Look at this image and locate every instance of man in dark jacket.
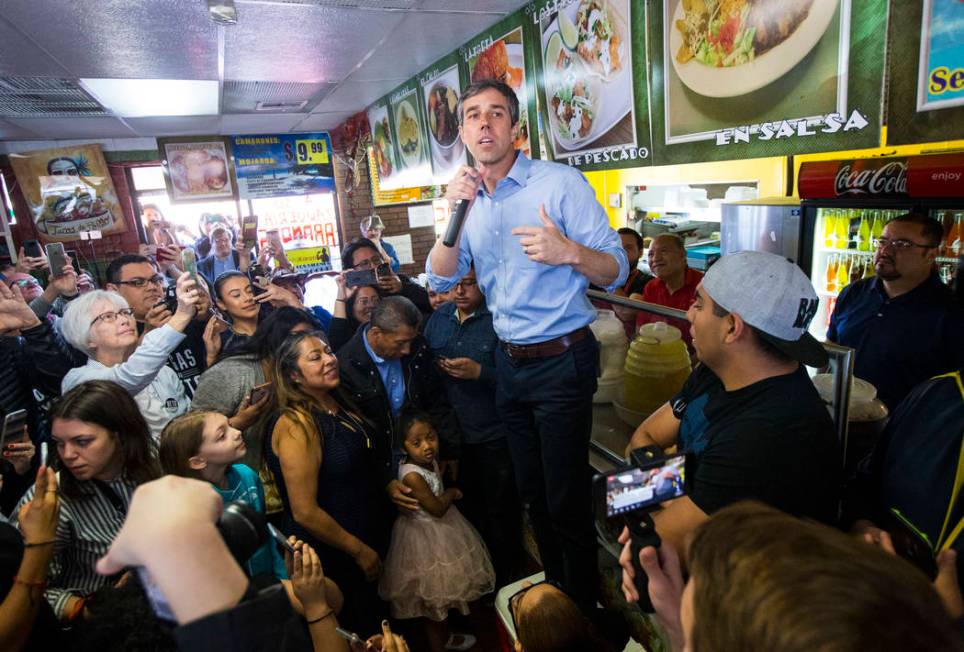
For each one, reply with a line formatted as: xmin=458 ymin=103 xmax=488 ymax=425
xmin=337 ymin=296 xmax=460 ymax=510
xmin=198 ymin=225 xmax=252 ymax=284
xmin=341 ymin=238 xmax=432 ymax=316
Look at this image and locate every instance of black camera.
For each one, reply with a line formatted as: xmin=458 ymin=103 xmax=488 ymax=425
xmin=593 ymin=446 xmax=688 ymax=612
xmin=155 ymin=284 xmax=177 ymax=313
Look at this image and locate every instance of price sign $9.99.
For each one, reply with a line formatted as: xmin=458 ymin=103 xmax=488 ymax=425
xmin=294 ymin=139 xmax=330 ymax=165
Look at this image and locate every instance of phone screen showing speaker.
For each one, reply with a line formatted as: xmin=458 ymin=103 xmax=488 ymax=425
xmin=604 ymin=454 xmax=686 ymax=517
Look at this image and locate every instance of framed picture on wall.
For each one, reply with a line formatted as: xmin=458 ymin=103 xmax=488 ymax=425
xmin=157 ymin=136 xmax=238 ymax=203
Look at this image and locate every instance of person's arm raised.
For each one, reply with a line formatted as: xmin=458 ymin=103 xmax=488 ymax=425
xmin=428 ymin=166 xmax=481 ymax=279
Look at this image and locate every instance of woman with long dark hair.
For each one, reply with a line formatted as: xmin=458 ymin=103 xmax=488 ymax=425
xmin=264 ymin=330 xmax=388 ymax=634
xmin=212 ymin=271 xmax=304 ymax=356
xmin=14 ymin=380 xmax=161 ymax=624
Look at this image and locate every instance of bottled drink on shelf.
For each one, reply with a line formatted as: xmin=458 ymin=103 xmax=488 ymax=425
xmin=850 ymin=256 xmax=864 ymax=284
xmin=871 ymin=210 xmax=884 ymax=243
xmin=826 ymin=254 xmax=838 ymax=293
xmin=862 ymin=255 xmax=875 ymax=279
xmin=835 ymin=208 xmax=850 ymax=249
xmin=822 ymin=209 xmax=836 ymax=248
xmin=836 ymin=254 xmax=850 ymax=290
xmin=947 ymin=212 xmax=962 ymax=258
xmin=857 ymin=211 xmax=871 ymax=251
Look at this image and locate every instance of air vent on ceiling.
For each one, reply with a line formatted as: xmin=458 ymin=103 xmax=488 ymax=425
xmin=256 ymin=100 xmax=308 ymax=112
xmin=223 ymin=80 xmax=334 ymax=114
xmin=0 ymin=77 xmax=109 ymax=118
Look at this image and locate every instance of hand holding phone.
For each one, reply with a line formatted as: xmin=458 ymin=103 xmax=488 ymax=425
xmin=267 ymin=523 xmax=297 ymax=554
xmin=248 ymin=382 xmax=272 ymax=406
xmin=46 ymin=243 xmax=67 ymax=276
xmin=1 ymin=410 xmax=29 ymax=452
xmin=181 ymin=249 xmax=198 ymax=285
xmin=345 ymin=268 xmax=377 ymax=288
xmin=242 ymin=215 xmax=259 ymax=249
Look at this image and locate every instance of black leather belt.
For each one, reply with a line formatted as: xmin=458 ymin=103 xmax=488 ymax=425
xmin=500 ymin=327 xmax=590 ymax=360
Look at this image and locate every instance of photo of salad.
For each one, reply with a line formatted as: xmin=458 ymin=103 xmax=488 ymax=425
xmin=674 ymin=0 xmax=815 ymax=68
xmin=371 ymin=115 xmax=395 ymax=179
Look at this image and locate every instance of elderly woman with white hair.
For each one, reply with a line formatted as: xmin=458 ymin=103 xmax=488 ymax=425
xmin=60 ymin=272 xmax=199 ymax=438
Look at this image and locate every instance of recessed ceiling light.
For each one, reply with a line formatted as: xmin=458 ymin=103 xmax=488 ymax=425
xmin=79 ymin=79 xmax=219 ymax=118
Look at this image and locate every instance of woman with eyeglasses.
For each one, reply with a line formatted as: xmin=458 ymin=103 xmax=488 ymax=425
xmin=59 ymin=273 xmax=199 ymax=439
xmin=329 ymin=275 xmax=380 ymax=352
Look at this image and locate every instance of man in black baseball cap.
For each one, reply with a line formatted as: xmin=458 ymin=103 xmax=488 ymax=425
xmin=619 ymin=251 xmax=841 ymax=597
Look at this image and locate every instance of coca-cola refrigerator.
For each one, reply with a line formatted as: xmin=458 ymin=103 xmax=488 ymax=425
xmin=798 ymin=153 xmax=963 ymax=340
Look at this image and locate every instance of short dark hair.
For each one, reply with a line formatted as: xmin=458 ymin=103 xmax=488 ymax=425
xmin=688 ymin=502 xmax=963 ymax=652
xmin=105 ymin=254 xmax=153 ymax=285
xmin=398 ymin=409 xmax=433 ymax=445
xmin=888 ymin=212 xmax=944 ymax=247
xmin=617 ymin=227 xmax=643 ymax=250
xmin=341 ymin=237 xmax=379 ymax=270
xmin=371 ymin=295 xmax=421 ymax=333
xmin=710 ymin=301 xmax=794 ymax=364
xmin=456 ymin=79 xmax=520 ymax=126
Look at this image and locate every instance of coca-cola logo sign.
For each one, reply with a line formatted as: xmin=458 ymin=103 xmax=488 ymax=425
xmin=833 ymin=160 xmax=908 ymax=197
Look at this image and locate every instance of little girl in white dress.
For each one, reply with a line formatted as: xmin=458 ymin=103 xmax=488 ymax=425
xmin=378 ymin=412 xmax=495 ymax=651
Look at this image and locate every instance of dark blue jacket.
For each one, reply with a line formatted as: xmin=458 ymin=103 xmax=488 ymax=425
xmin=423 ymin=301 xmax=504 ymax=444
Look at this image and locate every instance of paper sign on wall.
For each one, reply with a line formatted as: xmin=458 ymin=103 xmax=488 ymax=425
xmin=408 ymin=204 xmax=434 ymax=229
xmin=383 ymin=234 xmax=414 ymax=265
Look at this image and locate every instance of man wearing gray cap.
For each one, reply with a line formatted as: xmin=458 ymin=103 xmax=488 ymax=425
xmin=619 ymin=251 xmax=840 ymax=594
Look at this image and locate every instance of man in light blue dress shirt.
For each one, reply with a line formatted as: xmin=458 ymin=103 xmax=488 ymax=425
xmin=426 ymin=79 xmax=628 ymax=611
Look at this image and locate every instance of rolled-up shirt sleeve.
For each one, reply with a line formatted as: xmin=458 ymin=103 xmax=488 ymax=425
xmin=559 ymin=177 xmax=629 ymax=293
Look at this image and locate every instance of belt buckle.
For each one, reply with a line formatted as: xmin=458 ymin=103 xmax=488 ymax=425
xmin=504 ymin=342 xmax=524 ymax=359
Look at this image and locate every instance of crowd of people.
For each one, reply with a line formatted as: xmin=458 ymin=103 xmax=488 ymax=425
xmin=0 ymin=78 xmax=962 ymax=652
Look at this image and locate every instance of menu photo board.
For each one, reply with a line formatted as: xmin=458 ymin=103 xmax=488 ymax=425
xmin=531 ymin=0 xmax=651 ymax=171
xmin=419 ymin=51 xmax=469 ymax=185
xmin=157 ymin=136 xmax=237 ymax=203
xmin=387 ymin=80 xmax=434 ymax=189
xmin=368 ymin=99 xmax=401 ymax=190
xmin=231 ymin=132 xmax=335 ymax=199
xmin=648 ymin=0 xmax=886 ymax=165
xmin=887 ymin=0 xmax=964 ymax=145
xmin=461 ymin=10 xmax=541 ymax=161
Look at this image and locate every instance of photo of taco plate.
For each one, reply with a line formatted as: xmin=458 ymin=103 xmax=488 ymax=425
xmin=575 ymin=0 xmax=623 ymax=78
xmin=675 ymin=0 xmax=815 ymax=67
xmin=551 ymin=79 xmax=595 ymax=141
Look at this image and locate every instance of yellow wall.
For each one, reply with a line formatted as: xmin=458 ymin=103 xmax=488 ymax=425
xmin=586 ymin=131 xmax=964 ymax=229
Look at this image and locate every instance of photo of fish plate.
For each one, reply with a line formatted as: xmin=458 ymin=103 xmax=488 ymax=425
xmin=541 ymin=0 xmax=632 ymax=152
xmin=395 ymin=99 xmax=423 ymax=168
xmin=668 ymin=0 xmax=839 ymax=98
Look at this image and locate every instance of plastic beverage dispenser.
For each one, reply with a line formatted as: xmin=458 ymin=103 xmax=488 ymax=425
xmin=589 ymin=310 xmax=628 ymax=403
xmin=623 ymin=322 xmax=692 ymax=415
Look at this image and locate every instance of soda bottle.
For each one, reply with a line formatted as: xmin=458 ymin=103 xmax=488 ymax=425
xmin=948 ymin=213 xmax=962 ymax=257
xmin=836 ymin=254 xmax=850 ymax=290
xmin=871 ymin=210 xmax=884 ymax=244
xmin=857 ymin=211 xmax=871 ymax=252
xmin=835 ymin=208 xmax=850 ymax=249
xmin=863 ymin=255 xmax=875 ymax=279
xmin=823 ymin=209 xmax=836 ymax=248
xmin=826 ymin=254 xmax=838 ymax=292
xmin=850 ymin=256 xmax=864 ymax=284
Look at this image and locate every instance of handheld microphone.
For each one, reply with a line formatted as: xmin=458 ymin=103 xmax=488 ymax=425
xmin=442 ymin=199 xmax=470 ymax=248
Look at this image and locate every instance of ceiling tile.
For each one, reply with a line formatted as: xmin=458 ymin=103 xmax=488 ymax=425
xmin=297 ymin=112 xmax=356 ymax=132
xmin=6 ymin=117 xmax=138 ymax=139
xmin=312 ymin=78 xmax=407 ymax=114
xmin=224 ymin=3 xmax=405 ymax=82
xmin=124 ymin=115 xmax=222 ymax=137
xmin=1 ymin=0 xmax=218 ymax=80
xmin=0 ymin=18 xmax=71 ymax=77
xmin=352 ymin=11 xmax=510 ymax=82
xmin=220 ymin=114 xmax=308 ymax=134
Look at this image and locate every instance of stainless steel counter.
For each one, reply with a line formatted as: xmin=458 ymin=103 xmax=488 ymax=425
xmin=590 ymin=403 xmax=637 ymax=473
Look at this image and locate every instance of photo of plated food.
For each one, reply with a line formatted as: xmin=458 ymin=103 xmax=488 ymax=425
xmin=669 ymin=0 xmax=839 ymax=98
xmin=368 ymin=105 xmax=396 ymax=181
xmin=427 ymin=82 xmax=459 ymax=148
xmin=395 ymin=99 xmax=423 ymax=166
xmin=469 ymin=28 xmax=531 ymax=156
xmin=538 ymin=0 xmax=635 ymax=156
xmin=422 ymin=63 xmax=467 ymax=181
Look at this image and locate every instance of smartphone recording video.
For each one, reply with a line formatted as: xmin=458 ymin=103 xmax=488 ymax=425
xmin=345 ymin=268 xmax=378 ymax=288
xmin=601 ymin=454 xmax=686 ymax=518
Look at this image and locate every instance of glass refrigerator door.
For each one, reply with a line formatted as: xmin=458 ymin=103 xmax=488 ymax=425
xmin=809 ymin=206 xmax=911 ymax=341
xmin=929 ymin=208 xmax=963 ymax=287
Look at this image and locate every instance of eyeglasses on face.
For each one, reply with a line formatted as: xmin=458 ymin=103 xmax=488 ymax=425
xmin=353 ymin=254 xmax=384 ymax=270
xmin=116 ymin=275 xmax=165 ymax=288
xmin=873 ymin=237 xmax=937 ymax=251
xmin=454 ymin=278 xmax=478 ymax=291
xmin=11 ymin=278 xmax=40 ymax=288
xmin=91 ymin=308 xmax=135 ymax=326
